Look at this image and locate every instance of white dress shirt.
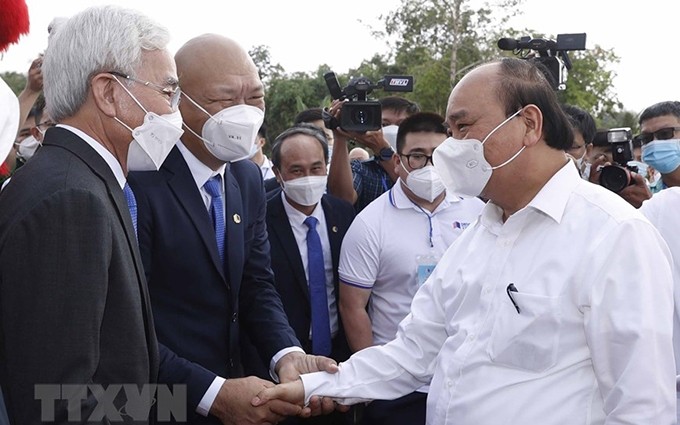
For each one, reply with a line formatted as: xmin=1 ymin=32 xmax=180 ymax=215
xmin=281 ymin=192 xmax=338 ymax=338
xmin=302 ymin=163 xmax=676 ymax=424
xmin=640 ymin=186 xmax=680 ymax=423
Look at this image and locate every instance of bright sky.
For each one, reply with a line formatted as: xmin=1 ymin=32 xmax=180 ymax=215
xmin=0 ymin=0 xmax=676 ymax=114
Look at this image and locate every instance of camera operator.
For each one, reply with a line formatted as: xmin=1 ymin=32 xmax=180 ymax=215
xmin=585 ymin=128 xmax=651 ymax=208
xmin=326 ymin=96 xmax=420 ymax=212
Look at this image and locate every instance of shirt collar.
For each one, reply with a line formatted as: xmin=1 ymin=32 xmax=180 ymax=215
xmin=389 ymin=177 xmax=460 ymax=212
xmin=57 ymin=124 xmax=126 ymax=189
xmin=177 ymin=140 xmax=227 ymax=188
xmin=281 ymin=190 xmax=324 ymax=225
xmin=481 ymin=161 xmax=580 ymax=227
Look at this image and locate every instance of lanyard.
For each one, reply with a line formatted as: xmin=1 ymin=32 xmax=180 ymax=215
xmin=389 ymin=187 xmax=435 ymax=248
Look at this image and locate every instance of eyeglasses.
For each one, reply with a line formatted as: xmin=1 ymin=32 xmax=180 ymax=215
xmin=399 ymin=152 xmax=434 ymax=169
xmin=635 ymin=127 xmax=680 ymax=145
xmin=109 ymin=71 xmax=181 ymax=110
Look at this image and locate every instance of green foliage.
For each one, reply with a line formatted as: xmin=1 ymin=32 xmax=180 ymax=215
xmin=252 ymin=0 xmax=624 ymax=138
xmin=1 ymin=71 xmax=26 ymax=95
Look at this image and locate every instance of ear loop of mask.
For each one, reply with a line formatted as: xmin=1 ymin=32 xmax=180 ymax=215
xmin=481 ymin=108 xmax=525 ymax=170
xmin=177 ymin=92 xmax=217 ymax=144
xmin=112 ymin=76 xmax=150 ymax=133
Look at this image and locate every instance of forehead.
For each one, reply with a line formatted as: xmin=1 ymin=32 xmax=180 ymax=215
xmin=382 ymin=108 xmax=410 ymax=125
xmin=446 ymin=64 xmax=502 ymax=122
xmin=640 ymin=114 xmax=680 ymax=132
xmin=280 ymin=134 xmax=325 ymax=162
xmin=402 ymin=131 xmax=447 ymax=151
xmin=138 ymin=49 xmax=177 ymax=81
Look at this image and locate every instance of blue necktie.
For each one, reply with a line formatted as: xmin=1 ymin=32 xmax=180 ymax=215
xmin=123 ymin=182 xmax=137 ymax=238
xmin=304 ymin=216 xmax=331 ymax=355
xmin=204 ymin=175 xmax=225 ymax=263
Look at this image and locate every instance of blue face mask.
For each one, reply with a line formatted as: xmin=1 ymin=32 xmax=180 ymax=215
xmin=641 ymin=139 xmax=680 ymax=174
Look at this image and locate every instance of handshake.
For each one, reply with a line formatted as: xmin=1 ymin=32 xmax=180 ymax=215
xmin=209 ymin=352 xmax=348 ymax=425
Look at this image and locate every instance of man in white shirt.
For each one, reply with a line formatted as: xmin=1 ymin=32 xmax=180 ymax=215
xmin=251 ymin=122 xmax=276 ymax=181
xmin=253 ymin=57 xmax=677 ymax=424
xmin=338 ymin=112 xmax=483 ymax=425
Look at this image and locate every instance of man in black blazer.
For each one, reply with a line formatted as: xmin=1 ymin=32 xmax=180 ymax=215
xmin=243 ymin=124 xmax=355 ymax=425
xmin=0 ymin=6 xmax=181 ymax=422
xmin=129 ymin=34 xmax=336 ymax=424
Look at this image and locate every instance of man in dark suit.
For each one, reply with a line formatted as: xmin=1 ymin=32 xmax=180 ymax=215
xmin=0 ymin=6 xmax=183 ymax=422
xmin=252 ymin=124 xmax=356 ymax=425
xmin=129 ymin=34 xmax=336 ymax=424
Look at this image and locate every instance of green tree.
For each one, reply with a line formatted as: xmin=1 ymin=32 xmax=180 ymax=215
xmin=249 ymin=45 xmax=284 ymax=84
xmin=1 ymin=71 xmax=26 ymax=95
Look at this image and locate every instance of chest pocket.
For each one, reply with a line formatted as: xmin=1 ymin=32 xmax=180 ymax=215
xmin=487 ymin=291 xmax=563 ymax=372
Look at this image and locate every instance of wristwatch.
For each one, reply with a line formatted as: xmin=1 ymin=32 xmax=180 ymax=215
xmin=376 ymin=146 xmax=395 ymax=161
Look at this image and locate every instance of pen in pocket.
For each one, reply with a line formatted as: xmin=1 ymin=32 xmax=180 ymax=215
xmin=506 ymin=283 xmax=521 ymax=314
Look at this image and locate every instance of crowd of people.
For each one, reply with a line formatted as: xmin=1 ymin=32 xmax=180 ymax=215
xmin=0 ymin=4 xmax=679 ymax=425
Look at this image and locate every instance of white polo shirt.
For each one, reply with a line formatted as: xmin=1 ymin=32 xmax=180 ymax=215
xmin=339 ymin=180 xmax=484 ymax=345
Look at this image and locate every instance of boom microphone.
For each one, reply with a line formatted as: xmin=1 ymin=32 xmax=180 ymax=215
xmin=497 ymin=38 xmax=518 ymax=51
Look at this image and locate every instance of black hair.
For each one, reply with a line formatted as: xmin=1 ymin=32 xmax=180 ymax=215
xmin=496 ymin=58 xmax=573 ymax=151
xmin=395 ymin=112 xmax=447 ymax=153
xmin=639 ymin=101 xmax=680 ymax=125
xmin=257 ymin=121 xmax=267 ymax=139
xmin=561 ymin=104 xmax=596 ymax=145
xmin=293 ymin=108 xmax=324 ymax=124
xmin=271 ymin=123 xmax=329 ymax=169
xmin=380 ymin=96 xmax=420 ymax=116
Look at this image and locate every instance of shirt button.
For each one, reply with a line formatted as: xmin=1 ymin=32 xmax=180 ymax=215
xmin=447 ymin=381 xmax=453 ymax=388
xmin=469 ymin=333 xmax=476 ymax=340
xmin=232 ymin=313 xmax=238 ymax=323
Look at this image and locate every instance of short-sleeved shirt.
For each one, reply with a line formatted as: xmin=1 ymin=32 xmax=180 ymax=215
xmin=339 ymin=180 xmax=485 ymax=344
xmin=351 ymin=158 xmax=394 ymax=213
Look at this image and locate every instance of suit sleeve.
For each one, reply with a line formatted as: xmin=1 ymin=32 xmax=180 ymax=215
xmin=238 ymin=167 xmax=301 ymax=363
xmin=0 ymin=189 xmax=113 ymax=422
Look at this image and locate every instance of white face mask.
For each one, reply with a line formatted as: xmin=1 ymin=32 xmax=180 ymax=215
xmin=183 ymin=95 xmax=265 ymax=163
xmin=16 ymin=135 xmax=41 ymax=161
xmin=433 ymin=109 xmax=523 ymax=198
xmin=401 ymin=162 xmax=445 ymax=202
xmin=574 ymin=149 xmax=587 ymax=169
xmin=383 ymin=125 xmax=399 ymax=150
xmin=281 ymin=175 xmax=327 ymax=206
xmin=113 ymin=77 xmax=184 ymax=171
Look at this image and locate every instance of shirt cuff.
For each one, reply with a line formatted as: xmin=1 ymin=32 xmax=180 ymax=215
xmin=196 ymin=376 xmax=226 ymax=417
xmin=269 ymin=346 xmax=306 ymax=383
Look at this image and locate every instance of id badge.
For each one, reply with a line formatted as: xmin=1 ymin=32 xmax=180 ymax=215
xmin=416 ymin=253 xmax=440 ymax=287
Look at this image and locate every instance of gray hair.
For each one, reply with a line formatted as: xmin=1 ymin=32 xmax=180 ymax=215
xmin=42 ymin=5 xmax=170 ymax=121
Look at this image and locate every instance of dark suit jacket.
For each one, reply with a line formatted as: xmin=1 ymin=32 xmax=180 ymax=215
xmin=128 ymin=147 xmax=300 ymax=421
xmin=243 ymin=193 xmax=355 ymax=379
xmin=0 ymin=127 xmax=159 ymax=423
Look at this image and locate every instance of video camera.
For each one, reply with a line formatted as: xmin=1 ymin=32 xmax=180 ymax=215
xmin=599 ymin=127 xmax=639 ymax=193
xmin=497 ymin=33 xmax=587 ymax=90
xmin=323 ymin=71 xmax=414 ymax=132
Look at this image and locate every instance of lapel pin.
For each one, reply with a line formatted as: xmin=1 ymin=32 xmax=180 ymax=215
xmin=332 ymin=226 xmax=338 ymax=233
xmin=233 ymin=214 xmax=241 ymax=224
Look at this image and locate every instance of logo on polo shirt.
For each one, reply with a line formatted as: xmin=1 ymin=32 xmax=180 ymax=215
xmin=453 ymin=221 xmax=470 ymax=230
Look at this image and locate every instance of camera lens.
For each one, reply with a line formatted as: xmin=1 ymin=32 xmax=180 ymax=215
xmin=599 ymin=165 xmax=631 ymax=193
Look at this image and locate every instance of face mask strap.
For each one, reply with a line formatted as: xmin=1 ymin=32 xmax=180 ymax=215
xmin=112 ymin=76 xmax=149 ymax=115
xmin=481 ymin=108 xmax=523 ymax=145
xmin=181 ymin=91 xmax=216 ymax=122
xmin=491 ymin=145 xmax=526 ymax=170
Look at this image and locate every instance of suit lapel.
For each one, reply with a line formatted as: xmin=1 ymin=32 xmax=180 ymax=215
xmin=163 ymin=148 xmax=225 ymax=280
xmin=44 ymin=128 xmax=159 ymax=376
xmin=224 ymin=163 xmax=244 ymax=293
xmin=269 ymin=195 xmax=309 ymax=299
xmin=321 ymin=196 xmax=342 ymax=273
